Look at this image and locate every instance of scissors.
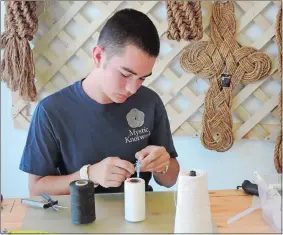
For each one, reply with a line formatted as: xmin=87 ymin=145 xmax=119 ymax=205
xmin=21 ymin=193 xmax=67 ymax=211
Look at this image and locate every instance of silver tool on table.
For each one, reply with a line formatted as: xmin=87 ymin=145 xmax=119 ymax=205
xmin=21 ymin=193 xmax=67 ymax=211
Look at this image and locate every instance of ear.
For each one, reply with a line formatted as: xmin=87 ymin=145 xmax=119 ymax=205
xmin=92 ymin=45 xmax=104 ymax=68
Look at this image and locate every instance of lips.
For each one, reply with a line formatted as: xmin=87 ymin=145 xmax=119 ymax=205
xmin=118 ymin=94 xmax=129 ymax=99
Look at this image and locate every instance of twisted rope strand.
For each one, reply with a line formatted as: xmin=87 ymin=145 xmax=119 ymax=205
xmin=165 ymin=0 xmax=203 ymax=41
xmin=1 ymin=1 xmax=38 ymax=102
xmin=180 ymin=1 xmax=272 ymax=152
xmin=274 ymin=5 xmax=282 ymax=173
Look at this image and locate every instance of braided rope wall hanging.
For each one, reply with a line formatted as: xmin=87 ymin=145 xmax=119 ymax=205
xmin=165 ymin=0 xmax=203 ymax=41
xmin=179 ymin=1 xmax=272 ymax=152
xmin=1 ymin=1 xmax=39 ymax=102
xmin=274 ymin=4 xmax=282 ymax=173
xmin=3 ymin=1 xmax=280 ymax=144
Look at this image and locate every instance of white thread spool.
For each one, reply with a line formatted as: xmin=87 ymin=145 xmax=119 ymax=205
xmin=174 ymin=169 xmax=213 ymax=233
xmin=124 ymin=178 xmax=146 ymax=222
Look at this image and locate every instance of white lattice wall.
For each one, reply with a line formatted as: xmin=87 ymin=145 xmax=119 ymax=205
xmin=11 ymin=1 xmax=281 ymax=142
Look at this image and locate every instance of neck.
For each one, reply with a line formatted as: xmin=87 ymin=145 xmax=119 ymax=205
xmin=82 ymin=69 xmax=113 ymax=104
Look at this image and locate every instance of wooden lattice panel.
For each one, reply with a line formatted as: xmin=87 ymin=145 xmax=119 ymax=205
xmin=11 ymin=1 xmax=281 ymax=142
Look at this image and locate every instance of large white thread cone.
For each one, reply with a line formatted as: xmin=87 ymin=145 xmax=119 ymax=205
xmin=174 ymin=169 xmax=213 ymax=233
xmin=124 ymin=178 xmax=146 ymax=222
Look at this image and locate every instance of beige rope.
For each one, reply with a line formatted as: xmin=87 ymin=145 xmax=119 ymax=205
xmin=165 ymin=0 xmax=203 ymax=41
xmin=274 ymin=5 xmax=282 ymax=173
xmin=1 ymin=1 xmax=39 ymax=102
xmin=180 ymin=1 xmax=272 ymax=152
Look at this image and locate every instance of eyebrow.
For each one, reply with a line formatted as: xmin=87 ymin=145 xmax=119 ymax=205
xmin=121 ymin=66 xmax=152 ymax=78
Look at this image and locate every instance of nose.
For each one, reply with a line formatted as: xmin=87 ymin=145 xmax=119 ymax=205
xmin=125 ymin=79 xmax=139 ymax=95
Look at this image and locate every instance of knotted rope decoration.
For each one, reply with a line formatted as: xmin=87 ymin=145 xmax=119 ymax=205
xmin=180 ymin=1 xmax=272 ymax=152
xmin=274 ymin=5 xmax=282 ymax=173
xmin=1 ymin=1 xmax=39 ymax=102
xmin=165 ymin=0 xmax=203 ymax=41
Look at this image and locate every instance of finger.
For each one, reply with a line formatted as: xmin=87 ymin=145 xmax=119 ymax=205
xmin=144 ymin=158 xmax=170 ymax=173
xmin=105 ymin=180 xmax=124 ymax=188
xmin=111 ymin=165 xmax=132 ymax=178
xmin=141 ymin=150 xmax=170 ymax=172
xmin=111 ymin=158 xmax=135 ymax=175
xmin=135 ymin=150 xmax=148 ymax=161
xmin=140 ymin=148 xmax=164 ymax=168
xmin=108 ymin=172 xmax=127 ymax=183
xmin=135 ymin=145 xmax=156 ymax=160
xmin=154 ymin=160 xmax=170 ymax=172
xmin=142 ymin=156 xmax=167 ymax=172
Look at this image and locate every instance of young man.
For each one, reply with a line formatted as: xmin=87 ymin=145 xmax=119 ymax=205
xmin=19 ymin=8 xmax=180 ymax=196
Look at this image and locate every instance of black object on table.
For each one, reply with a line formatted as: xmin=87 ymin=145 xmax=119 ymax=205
xmin=237 ymin=180 xmax=259 ymax=196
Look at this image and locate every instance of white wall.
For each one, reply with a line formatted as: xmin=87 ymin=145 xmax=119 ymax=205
xmin=0 ymin=1 xmax=279 ymax=198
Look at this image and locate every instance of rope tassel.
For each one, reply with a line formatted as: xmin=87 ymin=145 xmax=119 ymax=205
xmin=0 ymin=1 xmax=38 ymax=102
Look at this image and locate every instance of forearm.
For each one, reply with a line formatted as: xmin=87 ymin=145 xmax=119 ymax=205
xmin=153 ymin=158 xmax=179 ymax=188
xmin=29 ymin=171 xmax=80 ymax=196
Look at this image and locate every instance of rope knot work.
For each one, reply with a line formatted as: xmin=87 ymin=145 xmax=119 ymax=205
xmin=165 ymin=0 xmax=203 ymax=41
xmin=274 ymin=5 xmax=282 ymax=173
xmin=180 ymin=1 xmax=272 ymax=152
xmin=1 ymin=0 xmax=38 ymax=102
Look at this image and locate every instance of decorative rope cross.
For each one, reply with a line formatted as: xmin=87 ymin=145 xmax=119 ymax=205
xmin=180 ymin=1 xmax=272 ymax=152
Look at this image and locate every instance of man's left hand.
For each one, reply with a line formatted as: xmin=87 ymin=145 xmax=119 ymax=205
xmin=135 ymin=145 xmax=170 ymax=173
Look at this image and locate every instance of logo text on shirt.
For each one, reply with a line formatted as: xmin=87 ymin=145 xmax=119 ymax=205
xmin=125 ymin=108 xmax=150 ymax=143
xmin=125 ymin=127 xmax=151 ymax=143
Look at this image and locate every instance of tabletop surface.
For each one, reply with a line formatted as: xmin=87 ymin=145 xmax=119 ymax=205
xmin=1 ymin=189 xmax=276 ymax=233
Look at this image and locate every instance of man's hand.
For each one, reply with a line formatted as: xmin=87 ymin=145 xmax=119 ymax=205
xmin=135 ymin=145 xmax=170 ymax=173
xmin=27 ymin=157 xmax=135 ymax=196
xmin=89 ymin=157 xmax=135 ymax=188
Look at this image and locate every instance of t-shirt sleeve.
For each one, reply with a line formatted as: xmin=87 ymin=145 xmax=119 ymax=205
xmin=19 ymin=102 xmax=61 ymax=176
xmin=149 ymin=95 xmax=178 ymax=158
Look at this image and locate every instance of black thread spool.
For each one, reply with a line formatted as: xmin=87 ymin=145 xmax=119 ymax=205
xmin=69 ymin=180 xmax=96 ymax=225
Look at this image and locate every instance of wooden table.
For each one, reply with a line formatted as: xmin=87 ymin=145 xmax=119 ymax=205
xmin=1 ymin=190 xmax=276 ymax=233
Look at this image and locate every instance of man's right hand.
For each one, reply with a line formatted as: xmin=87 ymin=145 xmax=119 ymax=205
xmin=89 ymin=157 xmax=135 ymax=188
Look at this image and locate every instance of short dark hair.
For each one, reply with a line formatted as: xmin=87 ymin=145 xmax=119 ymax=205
xmin=97 ymin=8 xmax=160 ymax=60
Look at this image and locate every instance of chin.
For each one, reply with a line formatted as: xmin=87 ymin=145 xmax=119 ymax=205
xmin=114 ymin=98 xmax=127 ymax=103
xmin=113 ymin=94 xmax=129 ymax=103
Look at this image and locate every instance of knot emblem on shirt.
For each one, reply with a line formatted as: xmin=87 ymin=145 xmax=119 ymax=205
xmin=126 ymin=108 xmax=145 ymax=128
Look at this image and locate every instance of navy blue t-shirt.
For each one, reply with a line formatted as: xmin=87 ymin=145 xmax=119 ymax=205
xmin=19 ymin=78 xmax=178 ymax=193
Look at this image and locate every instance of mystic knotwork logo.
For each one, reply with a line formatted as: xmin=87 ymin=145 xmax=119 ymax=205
xmin=126 ymin=108 xmax=144 ymax=128
xmin=125 ymin=108 xmax=150 ymax=143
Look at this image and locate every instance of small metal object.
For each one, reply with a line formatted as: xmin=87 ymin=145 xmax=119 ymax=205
xmin=155 ymin=165 xmax=169 ymax=174
xmin=220 ymin=73 xmax=231 ymax=88
xmin=21 ymin=199 xmax=50 ymax=209
xmin=189 ymin=170 xmax=197 ymax=176
xmin=41 ymin=192 xmax=59 ymax=211
xmin=21 ymin=193 xmax=67 ymax=211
